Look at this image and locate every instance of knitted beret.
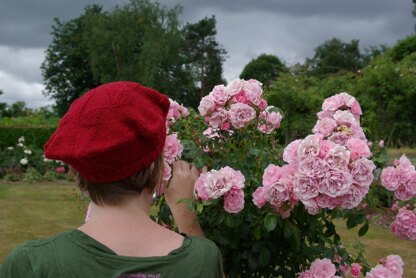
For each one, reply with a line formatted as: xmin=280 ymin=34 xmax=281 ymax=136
xmin=44 ymin=81 xmax=170 ymax=183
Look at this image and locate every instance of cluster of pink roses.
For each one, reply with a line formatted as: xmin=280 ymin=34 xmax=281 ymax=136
xmin=298 ymin=255 xmax=403 ymax=278
xmin=194 ymin=166 xmax=245 ymax=213
xmin=366 ymin=255 xmax=404 ymax=278
xmin=253 ymin=164 xmax=298 ymax=218
xmin=166 ymin=98 xmax=189 ymax=132
xmin=198 ymin=78 xmax=282 ymax=135
xmin=390 ymin=207 xmax=416 ymax=241
xmin=258 ymin=93 xmax=375 ymax=215
xmin=381 ymin=155 xmax=416 ymax=201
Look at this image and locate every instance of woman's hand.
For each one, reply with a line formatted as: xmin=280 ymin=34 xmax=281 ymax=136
xmin=163 ymin=160 xmax=204 ymax=237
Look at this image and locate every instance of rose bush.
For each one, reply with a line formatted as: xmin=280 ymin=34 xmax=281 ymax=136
xmin=153 ymin=80 xmax=404 ymax=277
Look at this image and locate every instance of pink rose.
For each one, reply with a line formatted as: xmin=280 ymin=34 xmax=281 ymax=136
xmin=252 ymin=187 xmax=267 ymax=208
xmin=383 ymin=255 xmax=404 ymax=277
xmin=365 ymin=265 xmax=392 ymax=278
xmin=333 ymin=110 xmax=358 ymax=127
xmin=226 ymin=78 xmax=244 ymax=96
xmin=262 ymin=164 xmax=283 ymax=187
xmin=351 ymin=125 xmax=366 ymax=140
xmin=243 ymin=80 xmax=263 ymax=105
xmin=339 ymin=92 xmax=355 ymax=107
xmin=351 ymin=158 xmax=376 ymax=187
xmin=258 ymin=98 xmax=268 ymax=110
xmin=346 ymin=138 xmax=371 ymax=160
xmin=224 ymin=188 xmax=245 ymax=213
xmin=179 ymin=105 xmax=189 ymax=117
xmin=398 ymin=154 xmax=416 ymax=181
xmin=342 ymin=184 xmax=366 ymax=209
xmin=210 ymin=84 xmax=229 ymax=106
xmin=263 ymin=182 xmax=290 ymax=207
xmin=302 ymin=198 xmax=320 ymax=215
xmin=381 ymin=167 xmax=400 ymax=191
xmin=297 ymin=135 xmax=321 ymax=160
xmin=319 ymin=140 xmax=336 ymax=158
xmin=198 ymin=95 xmax=216 ymax=116
xmin=203 ymin=170 xmax=232 ymax=199
xmin=313 ymin=117 xmax=337 ymax=137
xmin=194 ymin=173 xmax=209 ymax=201
xmin=319 ymin=170 xmax=353 ymax=198
xmin=229 ymin=103 xmax=256 ymax=129
xmin=378 ymin=140 xmax=384 ymax=148
xmin=328 ymin=132 xmax=350 ymax=145
xmin=298 ymin=157 xmax=329 ymax=178
xmin=208 ymin=108 xmax=229 ymax=129
xmin=294 ymin=174 xmax=320 ymax=200
xmin=317 ymin=110 xmax=335 ymax=119
xmin=164 ymin=133 xmax=183 ymax=164
xmin=351 ymin=263 xmax=362 ymax=277
xmin=322 ymin=95 xmax=344 ymax=111
xmin=283 ymin=139 xmax=302 ymax=165
xmin=339 ymin=265 xmax=350 ymax=277
xmin=220 ymin=166 xmax=245 ymax=189
xmin=309 ymin=258 xmax=336 ymax=277
xmin=394 ymin=184 xmax=415 ymax=201
xmin=324 ymin=145 xmax=350 ymax=170
xmin=351 ymin=100 xmax=362 ymax=115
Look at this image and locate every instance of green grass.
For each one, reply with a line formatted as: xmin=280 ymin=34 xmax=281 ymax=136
xmin=334 ymin=220 xmax=416 ymax=277
xmin=1 ymin=181 xmax=416 ymax=277
xmin=0 ymin=181 xmax=85 ymax=263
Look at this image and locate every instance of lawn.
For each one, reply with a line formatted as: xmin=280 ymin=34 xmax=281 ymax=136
xmin=1 ymin=181 xmax=416 ymax=277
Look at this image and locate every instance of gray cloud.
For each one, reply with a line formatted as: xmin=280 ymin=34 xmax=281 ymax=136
xmin=0 ymin=0 xmax=414 ymax=107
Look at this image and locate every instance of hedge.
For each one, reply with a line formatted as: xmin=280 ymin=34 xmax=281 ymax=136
xmin=0 ymin=126 xmax=57 ymax=150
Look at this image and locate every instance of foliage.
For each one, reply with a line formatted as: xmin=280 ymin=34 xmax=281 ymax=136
xmin=0 ymin=127 xmax=56 ymax=150
xmin=42 ymin=0 xmax=227 ymax=113
xmin=240 ymin=54 xmax=286 ymax=87
xmin=306 ymin=38 xmax=365 ymax=77
xmin=390 ymin=35 xmax=416 ymax=62
xmin=182 ymin=16 xmax=227 ymax=105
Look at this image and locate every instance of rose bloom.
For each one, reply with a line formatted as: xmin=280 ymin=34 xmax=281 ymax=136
xmin=194 ymin=173 xmax=209 ymax=200
xmin=162 ymin=160 xmax=172 ymax=182
xmin=398 ymin=154 xmax=416 ymax=181
xmin=243 ymin=80 xmax=263 ymax=105
xmin=350 ymin=263 xmax=362 ymax=277
xmin=294 ymin=174 xmax=320 ymax=200
xmin=226 ymin=78 xmax=245 ymax=96
xmin=208 ymin=108 xmax=229 ymax=129
xmin=378 ymin=139 xmax=385 ymax=148
xmin=324 ymin=145 xmax=350 ymax=171
xmin=322 ymin=95 xmax=344 ymax=111
xmin=252 ymin=187 xmax=267 ymax=208
xmin=164 ymin=133 xmax=183 ymax=164
xmin=341 ymin=184 xmax=367 ymax=209
xmin=351 ymin=158 xmax=376 ymax=187
xmin=262 ymin=164 xmax=283 ymax=187
xmin=394 ymin=183 xmax=416 ymax=201
xmin=210 ymin=84 xmax=229 ymax=106
xmin=220 ymin=166 xmax=245 ymax=189
xmin=229 ymin=103 xmax=256 ymax=129
xmin=302 ymin=198 xmax=320 ymax=215
xmin=283 ymin=139 xmax=302 ymax=165
xmin=383 ymin=255 xmax=404 ymax=277
xmin=381 ymin=166 xmax=400 ymax=191
xmin=258 ymin=98 xmax=268 ymax=110
xmin=317 ymin=110 xmax=335 ymax=119
xmin=297 ymin=135 xmax=321 ymax=160
xmin=365 ymin=265 xmax=393 ymax=278
xmin=203 ymin=170 xmax=233 ymax=199
xmin=346 ymin=138 xmax=371 ymax=160
xmin=319 ymin=170 xmax=353 ymax=198
xmin=319 ymin=140 xmax=337 ymax=158
xmin=351 ymin=100 xmax=362 ymax=115
xmin=198 ymin=95 xmax=216 ymax=116
xmin=309 ymin=258 xmax=337 ymax=277
xmin=333 ymin=110 xmax=358 ymax=127
xmin=224 ymin=188 xmax=245 ymax=213
xmin=298 ymin=157 xmax=329 ymax=178
xmin=263 ymin=181 xmax=290 ymax=207
xmin=328 ymin=132 xmax=350 ymax=145
xmin=313 ymin=117 xmax=337 ymax=137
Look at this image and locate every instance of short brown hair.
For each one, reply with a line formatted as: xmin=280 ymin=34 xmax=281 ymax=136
xmin=77 ymin=155 xmax=164 ymax=206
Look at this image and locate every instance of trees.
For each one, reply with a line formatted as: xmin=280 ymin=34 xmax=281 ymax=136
xmin=182 ymin=16 xmax=227 ymax=101
xmin=306 ymin=38 xmax=365 ymax=77
xmin=240 ymin=54 xmax=286 ymax=87
xmin=41 ymin=5 xmax=102 ymax=116
xmin=42 ymin=1 xmax=227 ymax=114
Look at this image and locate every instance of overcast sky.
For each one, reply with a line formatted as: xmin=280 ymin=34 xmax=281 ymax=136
xmin=0 ymin=0 xmax=414 ymax=108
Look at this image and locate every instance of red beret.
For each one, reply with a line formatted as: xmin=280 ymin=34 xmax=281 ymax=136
xmin=44 ymin=81 xmax=170 ymax=183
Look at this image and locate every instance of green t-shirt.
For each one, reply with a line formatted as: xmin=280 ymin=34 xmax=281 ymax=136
xmin=0 ymin=230 xmax=223 ymax=278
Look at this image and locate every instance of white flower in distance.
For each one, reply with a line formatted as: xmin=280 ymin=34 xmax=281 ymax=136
xmin=24 ymin=149 xmax=32 ymax=155
xmin=7 ymin=146 xmax=14 ymax=150
xmin=20 ymin=158 xmax=28 ymax=165
xmin=17 ymin=143 xmax=24 ymax=148
xmin=18 ymin=136 xmax=25 ymax=143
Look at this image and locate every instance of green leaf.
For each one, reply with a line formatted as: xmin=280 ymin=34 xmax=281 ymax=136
xmin=259 ymin=248 xmax=271 ymax=266
xmin=264 ymin=215 xmax=277 ymax=232
xmin=249 ymin=148 xmax=261 ymax=156
xmin=358 ymin=222 xmax=369 ymax=237
xmin=253 ymin=225 xmax=262 ymax=240
xmin=196 ymin=203 xmax=204 ymax=214
xmin=225 ymin=215 xmax=239 ymax=228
